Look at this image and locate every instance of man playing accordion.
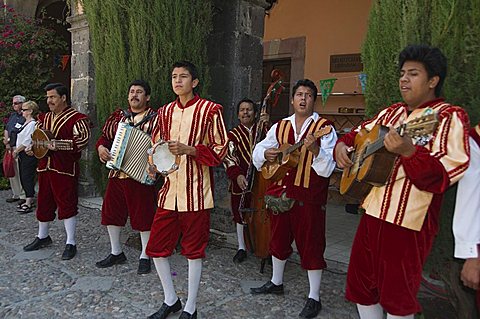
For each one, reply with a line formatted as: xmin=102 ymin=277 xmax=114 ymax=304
xmin=95 ymin=79 xmax=158 ymax=275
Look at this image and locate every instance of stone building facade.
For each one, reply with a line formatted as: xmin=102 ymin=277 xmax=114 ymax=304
xmin=6 ymin=0 xmax=270 ymax=232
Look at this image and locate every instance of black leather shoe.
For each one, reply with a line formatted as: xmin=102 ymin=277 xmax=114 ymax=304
xmin=179 ymin=310 xmax=197 ymax=319
xmin=6 ymin=197 xmax=20 ymax=203
xmin=23 ymin=236 xmax=52 ymax=251
xmin=95 ymin=252 xmax=127 ymax=268
xmin=250 ymin=280 xmax=284 ymax=294
xmin=299 ymin=298 xmax=322 ymax=318
xmin=137 ymin=258 xmax=151 ymax=274
xmin=233 ymin=249 xmax=247 ymax=263
xmin=62 ymin=244 xmax=77 ymax=260
xmin=147 ymin=298 xmax=182 ymax=319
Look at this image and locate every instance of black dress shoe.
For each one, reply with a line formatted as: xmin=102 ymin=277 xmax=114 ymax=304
xmin=179 ymin=310 xmax=197 ymax=319
xmin=62 ymin=244 xmax=77 ymax=260
xmin=96 ymin=252 xmax=127 ymax=268
xmin=137 ymin=258 xmax=151 ymax=274
xmin=147 ymin=298 xmax=182 ymax=319
xmin=299 ymin=298 xmax=322 ymax=318
xmin=233 ymin=249 xmax=247 ymax=263
xmin=6 ymin=197 xmax=20 ymax=203
xmin=23 ymin=236 xmax=52 ymax=251
xmin=250 ymin=280 xmax=284 ymax=294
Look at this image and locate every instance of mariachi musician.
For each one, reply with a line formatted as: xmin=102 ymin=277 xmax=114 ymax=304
xmin=223 ymin=98 xmax=269 ymax=263
xmin=95 ymin=79 xmax=157 ymax=275
xmin=251 ymin=79 xmax=337 ymax=319
xmin=23 ymin=83 xmax=91 ymax=261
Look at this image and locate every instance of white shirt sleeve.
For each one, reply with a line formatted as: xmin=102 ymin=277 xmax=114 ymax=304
xmin=311 ymin=125 xmax=337 ymax=178
xmin=453 ymin=137 xmax=480 ymax=259
xmin=252 ymin=123 xmax=279 ymax=171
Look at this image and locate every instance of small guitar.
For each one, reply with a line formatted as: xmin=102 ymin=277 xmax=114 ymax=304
xmin=31 ymin=129 xmax=73 ymax=159
xmin=339 ymin=112 xmax=438 ymax=199
xmin=261 ymin=126 xmax=332 ymax=182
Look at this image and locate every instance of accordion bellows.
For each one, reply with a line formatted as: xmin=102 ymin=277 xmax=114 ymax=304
xmin=106 ymin=122 xmax=155 ymax=185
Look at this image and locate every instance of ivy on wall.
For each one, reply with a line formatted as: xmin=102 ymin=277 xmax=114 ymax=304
xmin=81 ymin=0 xmax=213 ymax=192
xmin=83 ymin=0 xmax=213 ymax=119
xmin=362 ymin=0 xmax=479 ymax=123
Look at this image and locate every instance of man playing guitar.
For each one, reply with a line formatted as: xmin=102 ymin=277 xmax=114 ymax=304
xmin=250 ymin=79 xmax=337 ymax=319
xmin=335 ymin=45 xmax=470 ymax=319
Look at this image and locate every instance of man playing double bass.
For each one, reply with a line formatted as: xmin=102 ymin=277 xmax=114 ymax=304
xmin=251 ymin=79 xmax=337 ymax=318
xmin=223 ymin=98 xmax=269 ymax=263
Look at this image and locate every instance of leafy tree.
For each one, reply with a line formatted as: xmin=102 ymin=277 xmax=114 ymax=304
xmin=0 ymin=4 xmax=66 ymax=185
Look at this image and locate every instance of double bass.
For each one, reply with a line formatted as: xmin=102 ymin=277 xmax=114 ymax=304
xmin=239 ymin=70 xmax=284 ymax=272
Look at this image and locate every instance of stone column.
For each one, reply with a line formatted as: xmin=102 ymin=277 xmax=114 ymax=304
xmin=67 ymin=6 xmax=97 ymax=197
xmin=208 ymin=0 xmax=268 ymax=232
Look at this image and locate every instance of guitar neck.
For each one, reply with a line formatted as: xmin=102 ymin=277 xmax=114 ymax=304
xmin=54 ymin=140 xmax=73 ymax=150
xmin=285 ymin=127 xmax=331 ymax=155
xmin=363 ymin=118 xmax=436 ymax=158
xmin=286 ymin=140 xmax=305 ymax=155
xmin=34 ymin=139 xmax=73 ymax=151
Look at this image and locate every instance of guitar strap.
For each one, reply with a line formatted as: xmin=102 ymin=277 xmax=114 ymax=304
xmin=295 ymin=118 xmax=328 ymax=187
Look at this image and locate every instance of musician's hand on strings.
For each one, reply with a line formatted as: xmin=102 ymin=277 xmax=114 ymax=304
xmin=97 ymin=145 xmax=112 ymax=163
xmin=264 ymin=148 xmax=280 ymax=163
xmin=461 ymin=257 xmax=480 ymax=290
xmin=304 ymin=133 xmax=320 ymax=157
xmin=335 ymin=142 xmax=354 ymax=168
xmin=25 ymin=146 xmax=34 ymax=156
xmin=237 ymin=175 xmax=248 ymax=191
xmin=167 ymin=140 xmax=197 ymax=157
xmin=384 ymin=126 xmax=415 ymax=157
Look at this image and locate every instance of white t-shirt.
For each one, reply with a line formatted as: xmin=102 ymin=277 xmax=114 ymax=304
xmin=16 ymin=120 xmax=36 ymax=149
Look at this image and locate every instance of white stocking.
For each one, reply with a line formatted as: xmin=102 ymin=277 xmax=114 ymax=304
xmin=38 ymin=221 xmax=49 ymax=239
xmin=271 ymin=256 xmax=287 ymax=285
xmin=184 ymin=258 xmax=202 ymax=314
xmin=153 ymin=257 xmax=177 ymax=305
xmin=387 ymin=314 xmax=414 ymax=319
xmin=236 ymin=223 xmax=246 ymax=250
xmin=357 ymin=303 xmax=383 ymax=319
xmin=63 ymin=216 xmax=77 ymax=245
xmin=307 ymin=269 xmax=323 ymax=301
xmin=139 ymin=231 xmax=150 ymax=259
xmin=107 ymin=225 xmax=122 ymax=255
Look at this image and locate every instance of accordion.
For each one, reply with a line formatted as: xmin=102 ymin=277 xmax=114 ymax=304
xmin=106 ymin=122 xmax=155 ymax=185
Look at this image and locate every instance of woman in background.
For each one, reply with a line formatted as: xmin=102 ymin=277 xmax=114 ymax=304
xmin=14 ymin=100 xmax=39 ymax=213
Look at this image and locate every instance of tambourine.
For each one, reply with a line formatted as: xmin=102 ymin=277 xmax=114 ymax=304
xmin=147 ymin=141 xmax=179 ymax=176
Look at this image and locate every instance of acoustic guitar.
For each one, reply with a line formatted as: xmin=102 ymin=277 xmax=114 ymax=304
xmin=339 ymin=112 xmax=438 ymax=199
xmin=31 ymin=128 xmax=73 ymax=159
xmin=261 ymin=125 xmax=332 ymax=182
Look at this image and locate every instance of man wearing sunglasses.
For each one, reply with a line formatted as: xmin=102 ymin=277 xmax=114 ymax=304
xmin=3 ymin=95 xmax=26 ymax=204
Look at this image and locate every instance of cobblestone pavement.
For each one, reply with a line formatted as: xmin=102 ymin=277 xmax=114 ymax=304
xmin=0 ymin=190 xmax=359 ymax=319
